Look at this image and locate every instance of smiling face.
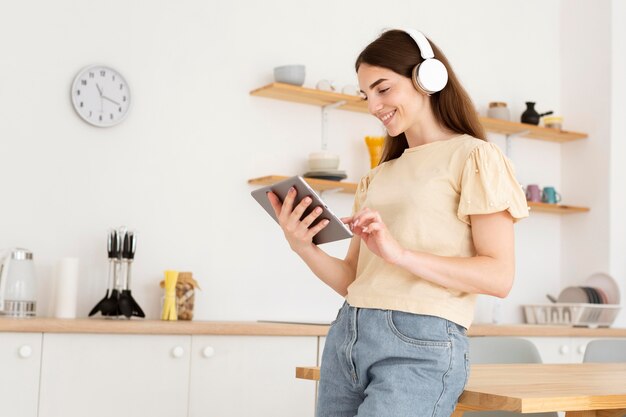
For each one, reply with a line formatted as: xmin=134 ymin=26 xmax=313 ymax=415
xmin=357 ymin=63 xmax=429 ymax=137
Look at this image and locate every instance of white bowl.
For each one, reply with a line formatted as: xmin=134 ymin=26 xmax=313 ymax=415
xmin=308 ymin=152 xmax=339 ymax=171
xmin=274 ymin=65 xmax=305 ymax=86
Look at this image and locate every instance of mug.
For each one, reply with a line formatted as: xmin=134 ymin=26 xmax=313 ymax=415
xmin=524 ymin=184 xmax=542 ymax=202
xmin=542 ymin=186 xmax=561 ymax=204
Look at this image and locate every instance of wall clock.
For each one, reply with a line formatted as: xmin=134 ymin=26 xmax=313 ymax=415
xmin=71 ymin=65 xmax=131 ymax=127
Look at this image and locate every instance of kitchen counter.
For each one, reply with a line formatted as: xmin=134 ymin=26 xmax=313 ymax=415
xmin=1 ymin=317 xmax=626 ymax=337
xmin=0 ymin=317 xmax=328 ymax=336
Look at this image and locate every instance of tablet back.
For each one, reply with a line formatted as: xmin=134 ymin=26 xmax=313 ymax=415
xmin=250 ymin=176 xmax=353 ymax=245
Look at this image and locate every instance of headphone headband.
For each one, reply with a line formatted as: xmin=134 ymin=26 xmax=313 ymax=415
xmin=399 ymin=28 xmax=435 ymax=59
xmin=385 ymin=27 xmax=447 ymax=94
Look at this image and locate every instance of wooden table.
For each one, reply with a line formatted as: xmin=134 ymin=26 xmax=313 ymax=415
xmin=296 ymin=363 xmax=626 ymax=417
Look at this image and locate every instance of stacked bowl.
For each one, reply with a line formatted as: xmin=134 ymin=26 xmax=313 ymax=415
xmin=303 ymin=151 xmax=347 ymax=181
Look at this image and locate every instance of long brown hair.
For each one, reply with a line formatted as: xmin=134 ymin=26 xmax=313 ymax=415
xmin=355 ymin=30 xmax=485 ymax=164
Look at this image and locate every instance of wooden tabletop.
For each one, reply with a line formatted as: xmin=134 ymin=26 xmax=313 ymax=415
xmin=296 ymin=363 xmax=626 ymax=416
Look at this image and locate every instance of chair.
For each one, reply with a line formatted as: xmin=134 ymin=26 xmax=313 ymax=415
xmin=582 ymin=339 xmax=626 ymax=417
xmin=583 ymin=339 xmax=626 ymax=363
xmin=465 ymin=337 xmax=557 ymax=417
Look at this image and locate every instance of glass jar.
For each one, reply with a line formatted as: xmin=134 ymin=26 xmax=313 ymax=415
xmin=487 ymin=102 xmax=510 ymax=121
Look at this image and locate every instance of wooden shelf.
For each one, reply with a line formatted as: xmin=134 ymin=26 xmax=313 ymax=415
xmin=250 ymin=83 xmax=368 ymax=113
xmin=250 ymin=84 xmax=590 ymax=214
xmin=248 ymin=176 xmax=590 ymax=214
xmin=250 ymin=83 xmax=588 ymax=143
xmin=479 ymin=117 xmax=587 ymax=143
xmin=248 ymin=175 xmax=357 ymax=194
xmin=527 ymin=201 xmax=590 ymax=214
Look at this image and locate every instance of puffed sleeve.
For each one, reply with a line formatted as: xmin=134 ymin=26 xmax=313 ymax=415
xmin=457 ymin=142 xmax=529 ymax=225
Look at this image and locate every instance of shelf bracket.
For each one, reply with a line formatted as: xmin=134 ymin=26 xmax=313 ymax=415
xmin=504 ymin=130 xmax=530 ymax=158
xmin=321 ymin=100 xmax=347 ymax=150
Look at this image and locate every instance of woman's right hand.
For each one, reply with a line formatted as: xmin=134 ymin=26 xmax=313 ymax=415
xmin=266 ymin=187 xmax=330 ymax=254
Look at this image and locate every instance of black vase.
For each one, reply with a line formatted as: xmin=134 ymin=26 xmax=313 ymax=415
xmin=521 ymin=102 xmax=539 ymax=125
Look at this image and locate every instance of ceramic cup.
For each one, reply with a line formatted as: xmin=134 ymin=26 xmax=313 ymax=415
xmin=542 ymin=186 xmax=562 ymax=204
xmin=525 ymin=184 xmax=542 ymax=202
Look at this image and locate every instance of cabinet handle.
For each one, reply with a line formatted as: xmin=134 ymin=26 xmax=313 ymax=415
xmin=559 ymin=345 xmax=570 ymax=355
xmin=202 ymin=346 xmax=215 ymax=358
xmin=577 ymin=344 xmax=586 ymax=355
xmin=171 ymin=346 xmax=185 ymax=358
xmin=18 ymin=345 xmax=33 ymax=359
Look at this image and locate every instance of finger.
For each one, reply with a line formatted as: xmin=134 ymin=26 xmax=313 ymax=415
xmin=266 ymin=192 xmax=283 ymax=218
xmin=287 ymin=195 xmax=313 ymax=228
xmin=305 ymin=218 xmax=330 ymax=240
xmin=352 ymin=210 xmax=380 ymax=228
xmin=299 ymin=205 xmax=323 ymax=229
xmin=281 ymin=187 xmax=297 ymax=219
xmin=351 ymin=208 xmax=369 ymax=226
xmin=362 ymin=222 xmax=382 ymax=234
xmin=340 ymin=216 xmax=354 ymax=231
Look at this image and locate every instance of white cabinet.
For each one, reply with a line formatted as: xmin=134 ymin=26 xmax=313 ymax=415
xmin=523 ymin=337 xmax=596 ymax=363
xmin=571 ymin=337 xmax=595 ymax=362
xmin=188 ymin=335 xmax=317 ymax=417
xmin=38 ymin=333 xmax=191 ymax=417
xmin=0 ymin=332 xmax=42 ymax=417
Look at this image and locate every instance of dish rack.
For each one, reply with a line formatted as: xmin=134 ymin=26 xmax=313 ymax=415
xmin=522 ymin=303 xmax=621 ymax=327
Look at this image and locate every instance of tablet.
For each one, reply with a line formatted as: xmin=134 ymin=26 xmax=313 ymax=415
xmin=251 ymin=176 xmax=353 ymax=245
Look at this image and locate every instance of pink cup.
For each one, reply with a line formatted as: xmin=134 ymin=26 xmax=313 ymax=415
xmin=525 ymin=184 xmax=541 ymax=202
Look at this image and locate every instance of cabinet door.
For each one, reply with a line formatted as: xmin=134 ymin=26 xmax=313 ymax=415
xmin=189 ymin=335 xmax=317 ymax=417
xmin=39 ymin=333 xmax=191 ymax=417
xmin=523 ymin=337 xmax=573 ymax=363
xmin=570 ymin=337 xmax=595 ymax=363
xmin=0 ymin=332 xmax=42 ymax=417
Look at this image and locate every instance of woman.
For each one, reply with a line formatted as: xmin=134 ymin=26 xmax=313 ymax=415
xmin=267 ymin=29 xmax=529 ymax=417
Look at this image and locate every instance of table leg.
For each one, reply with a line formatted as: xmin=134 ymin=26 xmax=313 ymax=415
xmin=451 ymin=408 xmax=465 ymax=417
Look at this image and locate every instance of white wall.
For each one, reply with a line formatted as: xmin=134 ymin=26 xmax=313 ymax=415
xmin=0 ymin=0 xmax=615 ymax=324
xmin=560 ymin=0 xmax=612 ymax=298
xmin=610 ymin=0 xmax=626 ymax=326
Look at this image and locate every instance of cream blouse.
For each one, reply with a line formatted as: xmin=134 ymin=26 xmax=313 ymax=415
xmin=345 ymin=134 xmax=529 ymax=329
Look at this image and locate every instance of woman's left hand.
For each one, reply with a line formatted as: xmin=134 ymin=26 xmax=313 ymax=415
xmin=341 ymin=208 xmax=405 ymax=265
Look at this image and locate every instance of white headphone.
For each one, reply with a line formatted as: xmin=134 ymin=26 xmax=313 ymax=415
xmin=397 ymin=28 xmax=448 ymax=95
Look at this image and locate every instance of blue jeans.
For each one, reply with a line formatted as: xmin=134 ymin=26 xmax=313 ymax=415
xmin=317 ymin=302 xmax=470 ymax=417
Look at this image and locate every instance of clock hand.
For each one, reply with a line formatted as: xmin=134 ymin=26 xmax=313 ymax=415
xmin=102 ymin=95 xmax=120 ymax=106
xmin=96 ymin=83 xmax=103 ymax=97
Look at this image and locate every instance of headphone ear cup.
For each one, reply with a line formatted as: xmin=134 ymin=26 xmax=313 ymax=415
xmin=412 ymin=59 xmax=448 ymax=94
xmin=411 ymin=65 xmax=423 ymax=93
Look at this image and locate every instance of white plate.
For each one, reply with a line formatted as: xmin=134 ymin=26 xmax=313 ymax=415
xmin=557 ymin=286 xmax=589 ymax=303
xmin=585 ymin=272 xmax=620 ymax=305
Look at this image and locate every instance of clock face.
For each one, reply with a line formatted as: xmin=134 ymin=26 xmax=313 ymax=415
xmin=71 ymin=65 xmax=131 ymax=127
